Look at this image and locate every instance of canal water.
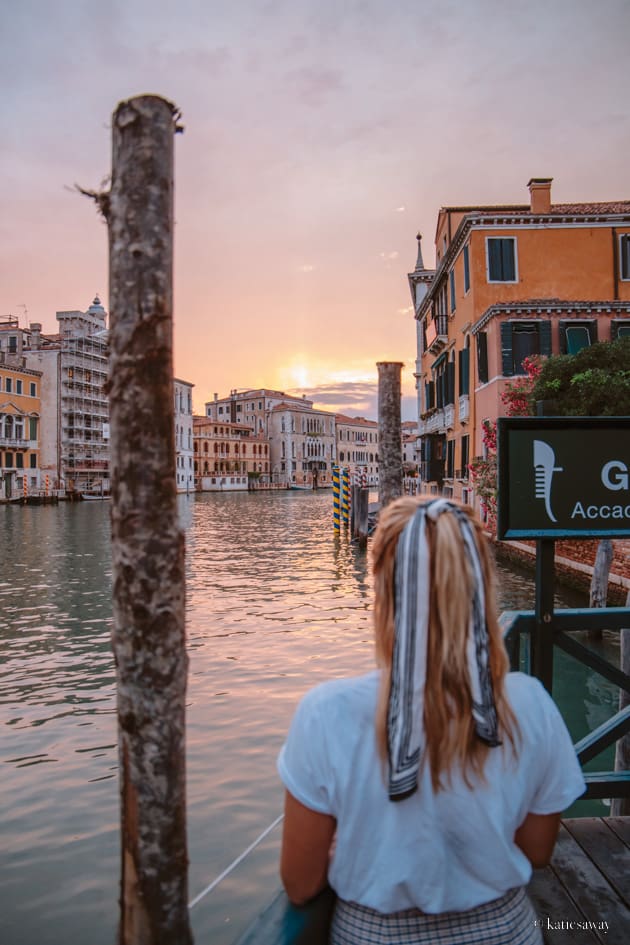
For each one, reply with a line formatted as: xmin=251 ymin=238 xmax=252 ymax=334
xmin=0 ymin=492 xmax=620 ymax=945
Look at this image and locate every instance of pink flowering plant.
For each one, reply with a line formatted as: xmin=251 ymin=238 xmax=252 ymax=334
xmin=468 ymin=356 xmax=543 ymax=533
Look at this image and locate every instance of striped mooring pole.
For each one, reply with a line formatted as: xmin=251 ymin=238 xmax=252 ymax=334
xmin=332 ymin=464 xmax=341 ymax=532
xmin=341 ymin=467 xmax=350 ymax=526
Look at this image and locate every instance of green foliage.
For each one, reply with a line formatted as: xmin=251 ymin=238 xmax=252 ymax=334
xmin=532 ymin=337 xmax=630 ymax=416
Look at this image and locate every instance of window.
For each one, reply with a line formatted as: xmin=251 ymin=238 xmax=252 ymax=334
xmin=476 ymin=332 xmax=488 ymax=384
xmin=5 ymin=378 xmax=12 ymax=393
xmin=611 ymin=320 xmax=630 ymax=340
xmin=559 ymin=320 xmax=597 ymax=355
xmin=463 ymin=244 xmax=470 ymax=293
xmin=501 ymin=320 xmax=551 ymax=376
xmin=449 ymin=270 xmax=456 ymax=313
xmin=460 ymin=435 xmax=469 ymax=476
xmin=16 ymin=453 xmax=23 ymax=469
xmin=16 ymin=380 xmax=22 ymax=394
xmin=5 ymin=452 xmax=13 ymax=467
xmin=620 ymin=234 xmax=630 ymax=280
xmin=446 ymin=439 xmax=455 ymax=479
xmin=486 ymin=237 xmax=517 ymax=282
xmin=30 ymin=382 xmax=36 ymax=397
xmin=8 ymin=336 xmax=17 ymax=353
xmin=30 ymin=454 xmax=37 ymax=468
xmin=458 ymin=341 xmax=470 ymax=396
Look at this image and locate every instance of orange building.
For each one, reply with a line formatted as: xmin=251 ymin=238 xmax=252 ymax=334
xmin=193 ymin=416 xmax=270 ymax=491
xmin=409 ymin=178 xmax=630 ymax=505
xmin=0 ymin=319 xmax=42 ymax=500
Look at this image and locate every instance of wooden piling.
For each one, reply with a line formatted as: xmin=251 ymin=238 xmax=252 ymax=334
xmin=612 ymin=590 xmax=630 ymax=817
xmin=106 ymin=95 xmax=192 ymax=945
xmin=377 ymin=362 xmax=404 ymax=510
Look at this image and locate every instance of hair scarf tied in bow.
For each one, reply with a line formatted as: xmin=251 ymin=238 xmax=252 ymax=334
xmin=387 ymin=499 xmax=500 ymax=801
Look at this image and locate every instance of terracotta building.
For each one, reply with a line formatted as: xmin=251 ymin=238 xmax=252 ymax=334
xmin=409 ymin=178 xmax=630 ymax=505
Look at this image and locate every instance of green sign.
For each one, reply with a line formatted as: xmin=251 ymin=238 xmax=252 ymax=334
xmin=497 ymin=417 xmax=630 ymax=539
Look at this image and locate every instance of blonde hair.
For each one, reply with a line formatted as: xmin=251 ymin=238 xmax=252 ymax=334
xmin=372 ymin=495 xmax=518 ymax=792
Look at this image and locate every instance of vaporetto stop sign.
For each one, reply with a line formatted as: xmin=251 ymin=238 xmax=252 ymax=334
xmin=497 ymin=417 xmax=630 ymax=539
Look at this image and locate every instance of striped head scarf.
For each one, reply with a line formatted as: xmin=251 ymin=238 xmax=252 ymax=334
xmin=387 ymin=498 xmax=501 ymax=801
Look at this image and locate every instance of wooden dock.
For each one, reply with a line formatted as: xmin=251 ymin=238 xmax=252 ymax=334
xmin=528 ymin=817 xmax=629 ymax=945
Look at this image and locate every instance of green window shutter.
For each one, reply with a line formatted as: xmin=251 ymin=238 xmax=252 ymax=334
xmin=462 ymin=345 xmax=470 ymax=394
xmin=463 ymin=245 xmax=470 ymax=292
xmin=501 ymin=322 xmax=514 ymax=376
xmin=488 ymin=240 xmax=502 ymax=280
xmin=29 ymin=417 xmax=38 ymax=440
xmin=447 ymin=359 xmax=456 ymax=405
xmin=587 ymin=319 xmax=598 ymax=345
xmin=502 ymin=240 xmax=516 ymax=281
xmin=539 ymin=320 xmax=552 ymax=357
xmin=449 ymin=270 xmax=456 ymax=313
xmin=477 ymin=332 xmax=489 ymax=384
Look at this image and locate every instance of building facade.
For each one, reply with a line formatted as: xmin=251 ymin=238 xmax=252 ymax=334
xmin=410 ymin=178 xmax=630 ymax=506
xmin=268 ymin=401 xmax=336 ymax=487
xmin=0 ymin=319 xmax=42 ymax=499
xmin=24 ymin=297 xmax=110 ymax=494
xmin=335 ymin=414 xmax=379 ymax=485
xmin=174 ymin=378 xmax=195 ymax=493
xmin=193 ymin=416 xmax=270 ymax=490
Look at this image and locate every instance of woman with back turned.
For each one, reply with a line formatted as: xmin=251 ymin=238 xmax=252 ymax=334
xmin=277 ymin=496 xmax=585 ymax=944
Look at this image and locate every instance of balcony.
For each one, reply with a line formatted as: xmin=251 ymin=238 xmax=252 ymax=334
xmin=459 ymin=395 xmax=470 ymax=423
xmin=425 ymin=410 xmax=445 ymax=434
xmin=0 ymin=436 xmax=36 ymax=449
xmin=425 ymin=315 xmax=448 ymax=354
xmin=444 ymin=404 xmax=455 ymax=430
xmin=417 ymin=419 xmax=426 ymax=435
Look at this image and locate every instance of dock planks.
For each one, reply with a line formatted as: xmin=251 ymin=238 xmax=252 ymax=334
xmin=527 ymin=817 xmax=630 ymax=945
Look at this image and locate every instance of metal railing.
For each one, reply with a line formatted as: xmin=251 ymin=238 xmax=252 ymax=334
xmin=500 ymin=607 xmax=630 ymax=799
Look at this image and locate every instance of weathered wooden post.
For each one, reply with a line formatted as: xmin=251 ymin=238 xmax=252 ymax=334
xmin=612 ymin=591 xmax=630 ymax=817
xmin=587 ymin=539 xmax=613 ymax=641
xmin=107 ymin=95 xmax=192 ymax=945
xmin=377 ymin=362 xmax=403 ymax=509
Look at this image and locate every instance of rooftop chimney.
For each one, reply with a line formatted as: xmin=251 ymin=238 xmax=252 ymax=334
xmin=30 ymin=323 xmax=42 ymax=350
xmin=528 ymin=178 xmax=553 ymax=214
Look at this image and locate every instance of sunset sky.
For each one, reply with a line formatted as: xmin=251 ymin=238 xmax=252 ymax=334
xmin=1 ymin=0 xmax=629 ymax=419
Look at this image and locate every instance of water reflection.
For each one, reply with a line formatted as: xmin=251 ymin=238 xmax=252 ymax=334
xmin=0 ymin=492 xmax=620 ymax=945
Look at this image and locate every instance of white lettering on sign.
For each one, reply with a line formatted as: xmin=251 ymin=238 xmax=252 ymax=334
xmin=572 ymin=501 xmax=630 ymax=520
xmin=601 ymin=460 xmax=629 ymax=491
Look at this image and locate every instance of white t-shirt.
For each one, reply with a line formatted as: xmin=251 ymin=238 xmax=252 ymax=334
xmin=277 ymin=670 xmax=585 ymax=914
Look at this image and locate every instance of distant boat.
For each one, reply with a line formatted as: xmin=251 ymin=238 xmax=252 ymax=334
xmin=81 ymin=492 xmax=111 ymax=501
xmin=288 ymin=483 xmax=312 ymax=491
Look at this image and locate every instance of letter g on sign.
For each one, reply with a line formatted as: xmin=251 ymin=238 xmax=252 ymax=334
xmin=602 ymin=460 xmax=629 ymax=491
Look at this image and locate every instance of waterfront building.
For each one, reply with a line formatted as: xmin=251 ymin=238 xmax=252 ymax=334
xmin=205 ymin=388 xmax=311 ymax=435
xmin=401 ymin=420 xmax=419 ymax=477
xmin=410 ymin=178 xmax=630 ymax=506
xmin=193 ymin=416 xmax=270 ymax=490
xmin=0 ymin=319 xmax=42 ymax=499
xmin=268 ymin=400 xmax=336 ymax=487
xmin=174 ymin=378 xmax=194 ymax=493
xmin=335 ymin=414 xmax=379 ymax=485
xmin=24 ymin=297 xmax=110 ymax=494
